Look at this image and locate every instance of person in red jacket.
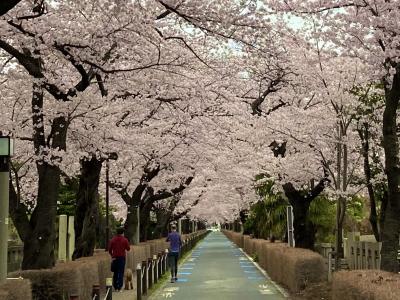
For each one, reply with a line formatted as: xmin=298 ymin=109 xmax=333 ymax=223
xmin=108 ymin=227 xmax=130 ymax=291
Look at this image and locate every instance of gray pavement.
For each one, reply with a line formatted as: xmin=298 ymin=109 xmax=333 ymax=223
xmin=112 ymin=286 xmax=135 ymax=300
xmin=149 ymin=231 xmax=287 ymax=300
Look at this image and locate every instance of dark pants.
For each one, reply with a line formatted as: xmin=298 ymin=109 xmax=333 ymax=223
xmin=169 ymin=252 xmax=179 ymax=278
xmin=112 ymin=257 xmax=126 ymax=290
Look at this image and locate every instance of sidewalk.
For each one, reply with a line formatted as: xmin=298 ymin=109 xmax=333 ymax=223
xmin=148 ymin=231 xmax=287 ymax=300
xmin=111 ymin=287 xmax=136 ymax=300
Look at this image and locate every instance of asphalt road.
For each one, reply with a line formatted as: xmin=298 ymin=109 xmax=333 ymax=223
xmin=149 ymin=231 xmax=287 ymax=300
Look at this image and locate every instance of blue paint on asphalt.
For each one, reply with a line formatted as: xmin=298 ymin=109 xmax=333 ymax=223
xmin=244 ymin=270 xmax=258 ymax=273
xmin=150 ymin=232 xmax=286 ymax=300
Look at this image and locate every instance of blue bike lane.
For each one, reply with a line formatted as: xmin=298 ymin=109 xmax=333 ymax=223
xmin=149 ymin=231 xmax=287 ymax=299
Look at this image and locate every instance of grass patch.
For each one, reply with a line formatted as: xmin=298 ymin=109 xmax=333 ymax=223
xmin=146 ymin=271 xmax=171 ymax=298
xmin=251 ymin=253 xmax=259 ymax=262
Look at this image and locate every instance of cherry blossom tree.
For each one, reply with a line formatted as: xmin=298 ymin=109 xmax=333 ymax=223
xmin=0 ymin=0 xmax=206 ymax=267
xmin=265 ymin=0 xmax=400 ymax=272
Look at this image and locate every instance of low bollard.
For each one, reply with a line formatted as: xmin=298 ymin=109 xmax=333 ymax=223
xmin=164 ymin=249 xmax=169 ymax=272
xmin=158 ymin=252 xmax=163 ymax=277
xmin=134 ymin=231 xmax=209 ymax=300
xmin=92 ymin=284 xmax=100 ymax=300
xmin=160 ymin=252 xmax=165 ymax=274
xmin=137 ymin=263 xmax=142 ymax=300
xmin=105 ymin=278 xmax=113 ymax=300
xmin=142 ymin=260 xmax=148 ymax=295
xmin=153 ymin=254 xmax=158 ymax=284
xmin=148 ymin=258 xmax=153 ymax=289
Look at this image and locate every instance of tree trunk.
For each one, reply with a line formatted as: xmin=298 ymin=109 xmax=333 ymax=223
xmin=183 ymin=219 xmax=191 ymax=234
xmin=380 ymin=69 xmax=400 ymax=272
xmin=334 ymin=196 xmax=346 ymax=269
xmin=379 ymin=189 xmax=388 ymax=235
xmin=21 ymin=84 xmax=69 ymax=269
xmin=72 ymin=157 xmax=102 ymax=259
xmin=120 ymin=165 xmax=161 ymax=243
xmin=139 ymin=200 xmax=152 ymax=242
xmin=124 ymin=204 xmax=139 ymax=243
xmin=288 ymin=197 xmax=315 ymax=249
xmin=153 ymin=194 xmax=183 ymax=238
xmin=283 ymin=179 xmax=327 ymax=250
xmin=359 ymin=123 xmax=380 ymax=241
xmin=381 ymin=206 xmax=400 ymax=272
xmin=153 ymin=209 xmax=171 ymax=238
xmin=22 ymin=162 xmax=60 ymax=269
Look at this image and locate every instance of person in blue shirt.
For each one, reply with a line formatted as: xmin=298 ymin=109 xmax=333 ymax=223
xmin=166 ymin=224 xmax=182 ymax=282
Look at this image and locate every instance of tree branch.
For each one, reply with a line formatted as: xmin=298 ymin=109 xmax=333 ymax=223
xmin=0 ymin=39 xmax=42 ymax=78
xmin=0 ymin=0 xmax=22 ymax=17
xmin=150 ymin=176 xmax=194 ymax=202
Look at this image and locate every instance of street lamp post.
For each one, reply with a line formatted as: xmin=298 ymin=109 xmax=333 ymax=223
xmin=0 ymin=135 xmax=13 ymax=281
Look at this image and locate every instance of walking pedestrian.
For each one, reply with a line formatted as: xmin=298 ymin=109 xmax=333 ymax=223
xmin=166 ymin=224 xmax=182 ymax=283
xmin=108 ymin=227 xmax=130 ymax=292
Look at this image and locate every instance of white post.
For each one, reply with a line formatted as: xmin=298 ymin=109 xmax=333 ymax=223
xmin=286 ymin=206 xmax=295 ymax=247
xmin=0 ymin=137 xmax=12 ymax=281
xmin=343 ymin=237 xmax=348 ymax=259
xmin=328 ymin=251 xmax=333 ymax=281
xmin=58 ymin=215 xmax=68 ymax=261
xmin=178 ymin=219 xmax=182 ymax=234
xmin=58 ymin=215 xmax=68 ymax=262
xmin=0 ymin=164 xmax=9 ymax=281
xmin=68 ymin=216 xmax=75 ymax=260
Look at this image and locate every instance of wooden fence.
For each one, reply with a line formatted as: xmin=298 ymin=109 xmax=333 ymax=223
xmin=346 ymin=233 xmax=381 ymax=270
xmin=316 ymin=232 xmax=382 ymax=271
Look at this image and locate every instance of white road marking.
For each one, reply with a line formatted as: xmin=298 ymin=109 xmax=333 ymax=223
xmin=162 ymin=292 xmax=173 ymax=298
xmin=260 ymin=289 xmax=276 ymax=295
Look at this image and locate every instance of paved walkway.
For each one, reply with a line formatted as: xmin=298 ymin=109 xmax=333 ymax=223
xmin=112 ymin=286 xmax=135 ymax=300
xmin=149 ymin=231 xmax=287 ymax=299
